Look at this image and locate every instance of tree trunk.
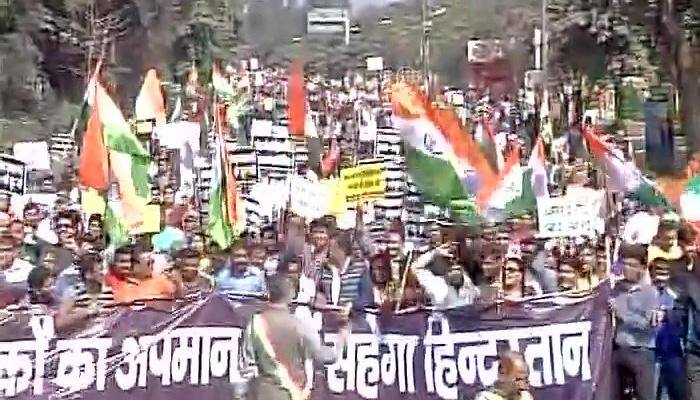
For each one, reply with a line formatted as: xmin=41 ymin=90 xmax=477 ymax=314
xmin=662 ymin=0 xmax=700 ymax=157
xmin=678 ymin=60 xmax=700 ymax=155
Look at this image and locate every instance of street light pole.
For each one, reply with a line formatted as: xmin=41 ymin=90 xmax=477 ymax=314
xmin=536 ymin=0 xmax=552 ymax=143
xmin=421 ymin=0 xmax=430 ymax=95
xmin=541 ymin=0 xmax=548 ymax=83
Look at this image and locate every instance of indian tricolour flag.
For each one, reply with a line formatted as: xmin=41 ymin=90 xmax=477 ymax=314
xmin=481 ymin=145 xmax=539 ymax=221
xmin=212 ymin=64 xmax=248 ymax=130
xmin=135 ymin=69 xmax=166 ymax=126
xmin=583 ymin=127 xmax=670 ymax=207
xmin=208 ymin=102 xmax=244 ymax=249
xmin=390 ymin=83 xmax=497 ymax=221
xmin=528 ymin=137 xmax=549 ymax=199
xmin=88 ymin=80 xmax=150 ymax=248
xmin=212 ymin=64 xmax=234 ymax=99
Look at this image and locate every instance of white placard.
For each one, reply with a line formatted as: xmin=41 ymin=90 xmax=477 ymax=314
xmin=450 ymin=93 xmax=465 ymax=106
xmin=366 ymin=56 xmax=384 ymax=72
xmin=271 ymin=125 xmax=290 ymax=139
xmin=0 ymin=154 xmax=27 ymax=196
xmin=153 ymin=121 xmax=201 ymax=150
xmin=249 ymin=58 xmax=259 ymax=71
xmin=467 ymin=39 xmax=504 ymax=63
xmin=250 ymin=119 xmax=273 ymax=139
xmin=307 ymin=7 xmax=349 ymax=35
xmin=537 ymin=189 xmax=605 ymax=238
xmin=289 ymin=175 xmax=330 ymax=220
xmin=13 ymin=141 xmax=50 ymax=171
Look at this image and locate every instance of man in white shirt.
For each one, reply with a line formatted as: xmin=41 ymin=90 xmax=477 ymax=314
xmin=0 ymin=235 xmax=34 ymax=286
xmin=410 ymin=244 xmax=477 ymax=309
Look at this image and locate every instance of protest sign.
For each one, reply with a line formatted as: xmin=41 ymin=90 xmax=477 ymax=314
xmin=250 ymin=119 xmax=273 ymax=139
xmin=537 ymin=189 xmax=605 ymax=238
xmin=366 ymin=56 xmax=384 ymax=72
xmin=290 ymin=175 xmax=330 ymax=220
xmin=0 ymin=154 xmax=27 ymax=196
xmin=130 ymin=205 xmax=162 ymax=234
xmin=0 ymin=284 xmax=612 ymax=400
xmin=13 ymin=141 xmax=50 ymax=171
xmin=340 ymin=163 xmax=386 ymax=202
xmin=81 ymin=188 xmax=106 ymax=216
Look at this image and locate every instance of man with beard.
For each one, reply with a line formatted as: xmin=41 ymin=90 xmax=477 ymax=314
xmin=175 ymin=248 xmax=212 ymax=299
xmin=215 ymin=241 xmax=266 ymax=296
xmin=410 ymin=243 xmax=476 ymax=309
xmin=304 ymin=218 xmax=332 ymax=278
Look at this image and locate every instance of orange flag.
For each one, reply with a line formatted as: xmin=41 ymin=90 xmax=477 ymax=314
xmin=78 ymin=106 xmax=109 ymax=190
xmin=288 ymin=62 xmax=306 ymax=136
xmin=135 ymin=69 xmax=166 ymax=125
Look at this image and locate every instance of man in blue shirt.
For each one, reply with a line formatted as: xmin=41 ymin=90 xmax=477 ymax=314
xmin=650 ymin=255 xmax=686 ymax=400
xmin=215 ymin=242 xmax=266 ymax=296
xmin=611 ymin=244 xmax=659 ymax=400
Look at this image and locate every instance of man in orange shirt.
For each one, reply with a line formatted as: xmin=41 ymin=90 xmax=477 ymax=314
xmin=108 ymin=245 xmax=181 ymax=306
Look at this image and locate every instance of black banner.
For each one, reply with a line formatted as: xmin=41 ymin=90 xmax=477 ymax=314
xmin=0 ymin=284 xmax=612 ymax=399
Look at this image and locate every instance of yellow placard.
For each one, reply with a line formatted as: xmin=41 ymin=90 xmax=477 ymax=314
xmin=340 ymin=164 xmax=386 ymax=202
xmin=321 ymin=178 xmax=347 ymax=215
xmin=81 ymin=188 xmax=106 ymax=216
xmin=135 ymin=119 xmax=155 ymax=135
xmin=131 ymin=204 xmax=161 ymax=234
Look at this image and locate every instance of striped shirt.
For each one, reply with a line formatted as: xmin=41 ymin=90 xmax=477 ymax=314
xmin=71 ymin=283 xmax=115 ymax=310
xmin=317 ymin=257 xmax=370 ymax=307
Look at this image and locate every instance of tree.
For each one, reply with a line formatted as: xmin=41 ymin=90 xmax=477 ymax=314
xmin=352 ymin=0 xmax=542 ymax=86
xmin=545 ymin=0 xmax=700 ymax=153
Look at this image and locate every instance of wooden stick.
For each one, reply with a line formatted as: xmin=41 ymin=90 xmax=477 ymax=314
xmin=394 ymin=249 xmax=414 ymax=313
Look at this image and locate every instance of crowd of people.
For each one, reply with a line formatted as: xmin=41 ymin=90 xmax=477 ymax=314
xmin=0 ymin=63 xmax=700 ymax=400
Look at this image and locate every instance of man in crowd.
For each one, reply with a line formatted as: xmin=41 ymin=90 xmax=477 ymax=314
xmin=240 ymin=274 xmax=349 ymax=400
xmin=675 ymin=226 xmax=700 ymax=399
xmin=610 ymin=243 xmax=658 ymax=400
xmin=216 ymin=241 xmax=266 ymax=295
xmin=106 ymin=244 xmax=179 ymax=305
xmin=316 ymin=229 xmax=372 ymax=309
xmin=0 ymin=233 xmax=33 ymax=287
xmin=475 ymin=350 xmax=533 ymax=400
xmin=411 ymin=243 xmax=477 ymax=309
xmin=175 ymin=248 xmax=212 ymax=297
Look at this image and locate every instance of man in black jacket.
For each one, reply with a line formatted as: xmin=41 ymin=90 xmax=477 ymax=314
xmin=675 ymin=227 xmax=700 ymax=399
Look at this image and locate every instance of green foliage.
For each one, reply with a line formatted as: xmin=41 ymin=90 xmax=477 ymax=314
xmin=618 ymin=83 xmax=644 ymax=121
